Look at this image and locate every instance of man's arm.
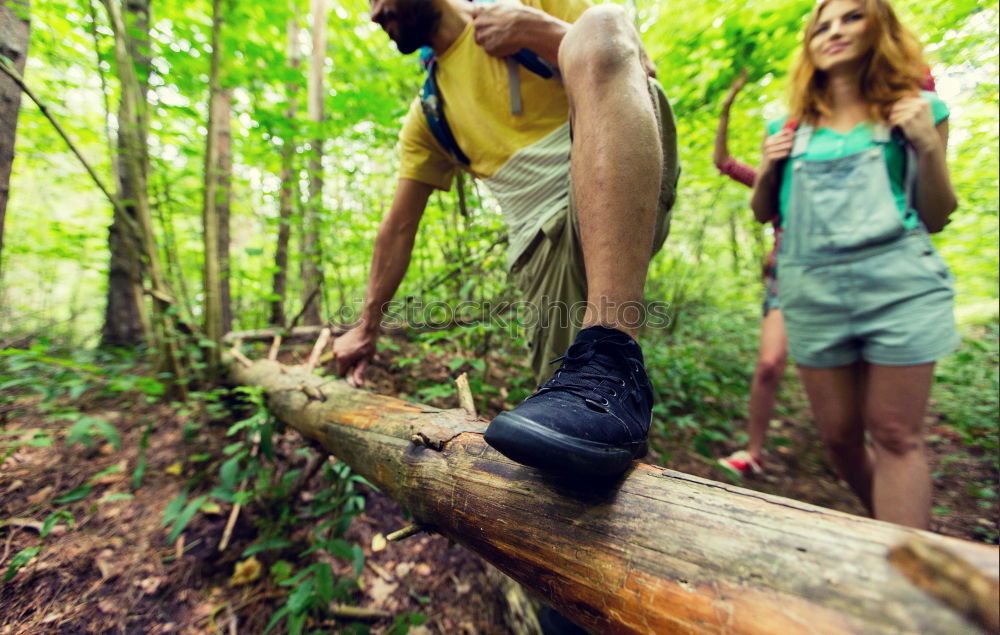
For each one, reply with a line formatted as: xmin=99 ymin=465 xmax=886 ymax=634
xmin=334 ymin=178 xmax=434 ymax=386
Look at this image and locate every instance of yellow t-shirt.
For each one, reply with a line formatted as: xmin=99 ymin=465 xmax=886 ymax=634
xmin=398 ymin=0 xmax=591 ymax=188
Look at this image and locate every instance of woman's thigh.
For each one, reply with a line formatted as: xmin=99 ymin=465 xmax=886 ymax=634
xmin=798 ymin=363 xmax=865 ymax=445
xmin=863 ymin=363 xmax=935 ymax=450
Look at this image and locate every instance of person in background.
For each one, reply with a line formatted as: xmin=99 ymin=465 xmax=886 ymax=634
xmin=751 ymin=0 xmax=957 ymax=528
xmin=714 ymin=69 xmax=787 ymax=477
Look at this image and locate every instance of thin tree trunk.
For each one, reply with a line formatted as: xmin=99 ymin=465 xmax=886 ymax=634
xmin=300 ymin=0 xmax=326 ymax=326
xmin=100 ymin=0 xmax=149 ymax=348
xmin=202 ymin=0 xmax=224 ymax=376
xmin=103 ymin=0 xmax=186 ymax=394
xmin=0 ymin=0 xmax=30 ymax=278
xmin=270 ymin=11 xmax=301 ymax=327
xmin=215 ymin=87 xmax=233 ymax=334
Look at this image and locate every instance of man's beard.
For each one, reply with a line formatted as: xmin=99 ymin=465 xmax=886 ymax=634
xmin=391 ymin=0 xmax=441 ymax=54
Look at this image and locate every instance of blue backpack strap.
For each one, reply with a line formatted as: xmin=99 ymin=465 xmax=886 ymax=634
xmin=420 ymin=48 xmax=470 ymax=166
xmin=418 ymin=45 xmax=556 ymax=166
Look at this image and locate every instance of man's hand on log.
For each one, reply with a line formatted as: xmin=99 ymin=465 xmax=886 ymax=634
xmin=333 ymin=326 xmax=376 ymax=388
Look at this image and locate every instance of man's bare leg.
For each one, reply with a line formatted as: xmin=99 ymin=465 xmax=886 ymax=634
xmin=484 ymin=6 xmax=666 ymax=477
xmin=558 ymin=5 xmax=661 ymax=339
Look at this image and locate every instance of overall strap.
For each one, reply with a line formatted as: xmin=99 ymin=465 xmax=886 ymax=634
xmin=872 ymin=122 xmax=919 ymax=222
xmin=790 ymin=122 xmax=813 ymax=158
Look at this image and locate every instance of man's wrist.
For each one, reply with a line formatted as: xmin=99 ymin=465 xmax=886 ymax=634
xmin=358 ymin=311 xmax=382 ymax=336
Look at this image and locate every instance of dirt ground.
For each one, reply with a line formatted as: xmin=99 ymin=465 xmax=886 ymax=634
xmin=1 ymin=338 xmax=997 ymax=633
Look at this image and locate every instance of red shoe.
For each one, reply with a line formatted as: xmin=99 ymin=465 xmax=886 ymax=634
xmin=718 ymin=450 xmax=763 ymax=476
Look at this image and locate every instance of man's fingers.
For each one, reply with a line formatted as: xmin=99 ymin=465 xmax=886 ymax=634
xmin=351 ymin=360 xmax=368 ymax=388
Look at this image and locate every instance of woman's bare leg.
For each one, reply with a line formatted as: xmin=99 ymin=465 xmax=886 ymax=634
xmin=863 ymin=363 xmax=935 ymax=529
xmin=746 ymin=309 xmax=788 ymax=459
xmin=799 ymin=362 xmax=873 ymax=514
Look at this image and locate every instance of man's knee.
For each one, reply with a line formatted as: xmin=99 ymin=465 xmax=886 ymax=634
xmin=558 ymin=5 xmax=639 ymax=82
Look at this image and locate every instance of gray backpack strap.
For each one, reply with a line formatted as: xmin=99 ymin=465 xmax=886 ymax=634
xmin=507 ymin=58 xmax=522 ymax=115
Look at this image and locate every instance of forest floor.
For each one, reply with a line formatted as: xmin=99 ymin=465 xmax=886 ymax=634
xmin=0 ymin=333 xmax=997 ymax=634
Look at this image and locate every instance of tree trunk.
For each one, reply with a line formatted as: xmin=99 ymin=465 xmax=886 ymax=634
xmin=103 ymin=0 xmax=186 ymax=393
xmin=215 ymin=87 xmax=233 ymax=334
xmin=270 ymin=13 xmax=301 ymax=328
xmin=300 ymin=0 xmax=326 ymax=326
xmin=100 ymin=0 xmax=149 ymax=348
xmin=228 ymin=358 xmax=1000 ymax=635
xmin=0 ymin=0 xmax=29 ymax=278
xmin=202 ymin=0 xmax=224 ymax=376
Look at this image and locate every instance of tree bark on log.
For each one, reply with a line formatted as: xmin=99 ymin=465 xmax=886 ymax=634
xmin=228 ymin=358 xmax=999 ymax=634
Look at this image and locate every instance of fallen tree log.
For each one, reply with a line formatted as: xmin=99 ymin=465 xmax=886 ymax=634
xmin=228 ymin=358 xmax=1000 ymax=634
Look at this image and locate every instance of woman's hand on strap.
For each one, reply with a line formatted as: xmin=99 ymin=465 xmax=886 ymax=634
xmin=889 ymin=96 xmax=940 ymax=154
xmin=751 ymin=128 xmax=793 ymax=223
xmin=759 ymin=128 xmax=794 ymax=175
xmin=891 ymin=97 xmax=957 ymax=232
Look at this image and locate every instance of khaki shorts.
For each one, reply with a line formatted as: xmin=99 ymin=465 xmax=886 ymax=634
xmin=509 ymin=78 xmax=679 ymax=384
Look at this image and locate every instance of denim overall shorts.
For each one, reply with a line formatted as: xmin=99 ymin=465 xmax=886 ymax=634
xmin=777 ymin=123 xmax=959 ymax=368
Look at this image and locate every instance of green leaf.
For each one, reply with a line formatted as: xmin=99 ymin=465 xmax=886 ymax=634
xmin=100 ymin=493 xmax=135 ymax=503
xmin=315 ymin=562 xmax=334 ymax=605
xmin=241 ymin=538 xmax=292 ymax=557
xmin=220 ymin=456 xmax=241 ymax=490
xmin=270 ymin=560 xmax=294 ymax=584
xmin=91 ymin=463 xmax=123 ymax=481
xmin=163 ymin=492 xmax=188 ymax=527
xmin=54 ymin=483 xmax=94 ymax=504
xmin=286 ymin=577 xmax=314 ymax=614
xmin=40 ymin=511 xmax=74 ymax=538
xmin=4 ymin=546 xmax=41 ymax=582
xmin=263 ymin=604 xmax=291 ymax=635
xmin=65 ymin=416 xmax=121 ymax=451
xmin=132 ymin=456 xmax=147 ymax=490
xmin=166 ymin=495 xmax=208 ymax=543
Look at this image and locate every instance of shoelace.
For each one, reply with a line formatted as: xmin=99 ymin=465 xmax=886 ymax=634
xmin=533 ymin=335 xmax=645 ymax=412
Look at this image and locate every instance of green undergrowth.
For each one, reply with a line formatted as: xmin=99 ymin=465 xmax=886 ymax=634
xmin=0 ymin=342 xmax=423 ymax=634
xmin=932 ymin=319 xmax=1000 ymax=459
xmin=642 ymin=304 xmax=761 ymax=463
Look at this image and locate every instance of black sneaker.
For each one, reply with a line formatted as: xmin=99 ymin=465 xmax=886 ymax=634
xmin=484 ymin=325 xmax=653 ymax=476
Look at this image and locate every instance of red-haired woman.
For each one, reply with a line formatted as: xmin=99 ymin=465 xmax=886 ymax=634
xmin=751 ymin=0 xmax=957 ymax=528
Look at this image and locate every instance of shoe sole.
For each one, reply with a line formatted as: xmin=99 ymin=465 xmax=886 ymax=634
xmin=484 ymin=412 xmax=646 ymax=477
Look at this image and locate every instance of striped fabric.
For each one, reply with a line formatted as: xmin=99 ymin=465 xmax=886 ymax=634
xmin=485 ymin=122 xmax=572 ymax=269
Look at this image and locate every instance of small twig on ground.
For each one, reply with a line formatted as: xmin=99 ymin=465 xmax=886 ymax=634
xmin=327 ymin=605 xmax=392 ymax=620
xmin=230 ymin=346 xmax=252 ymax=368
xmin=1 ymin=524 xmax=22 ymax=567
xmin=366 ymin=560 xmax=393 ymax=581
xmin=268 ymin=335 xmax=282 ymax=361
xmin=225 ymin=602 xmax=238 ymax=635
xmin=219 ymin=433 xmax=262 ymax=552
xmin=455 ymin=372 xmax=477 ymax=417
xmin=304 ymin=328 xmax=332 ymax=374
xmin=386 ymin=523 xmax=426 ymax=542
